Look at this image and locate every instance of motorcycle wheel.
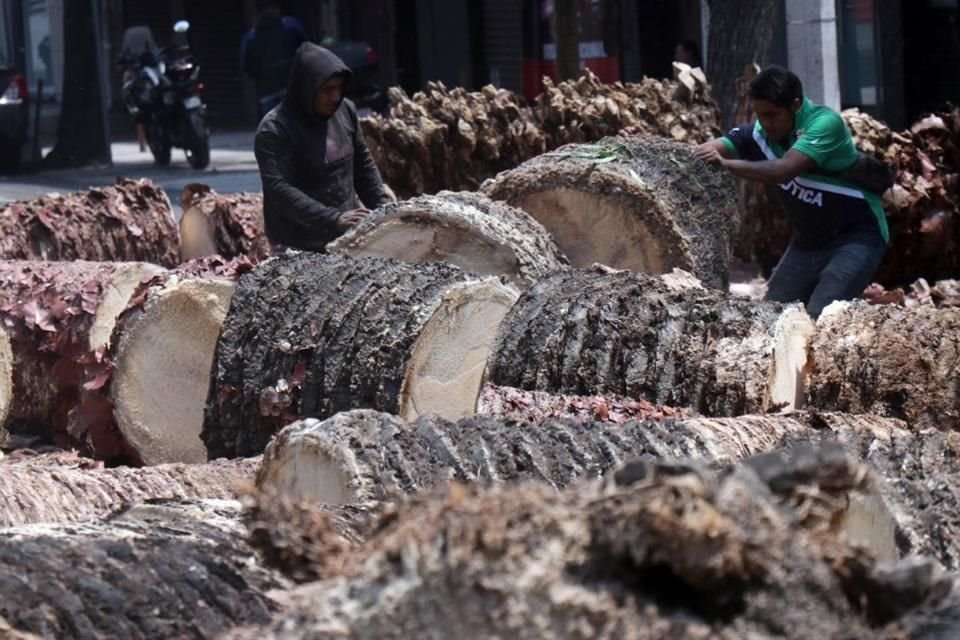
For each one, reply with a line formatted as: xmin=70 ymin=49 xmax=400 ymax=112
xmin=147 ymin=122 xmax=171 ymax=166
xmin=185 ymin=111 xmax=210 ymax=170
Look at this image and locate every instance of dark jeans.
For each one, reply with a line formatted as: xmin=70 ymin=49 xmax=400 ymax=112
xmin=765 ymin=230 xmax=887 ymax=319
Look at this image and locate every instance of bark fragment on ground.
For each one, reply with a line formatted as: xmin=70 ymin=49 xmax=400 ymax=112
xmin=477 ymin=383 xmax=689 ymax=423
xmin=485 ymin=266 xmax=814 ymax=416
xmin=202 ymin=253 xmax=517 ymax=459
xmin=327 ymin=191 xmax=568 ymax=288
xmin=0 ymin=260 xmax=164 ymax=450
xmin=0 ymin=499 xmax=286 ymax=639
xmin=0 ymin=451 xmax=259 ymax=527
xmin=361 ymin=70 xmax=721 ymax=198
xmin=862 ymin=277 xmax=960 ymax=308
xmin=807 ymin=301 xmax=960 ymax=429
xmin=179 ymin=184 xmax=270 ymax=262
xmin=481 ymin=136 xmax=738 ymax=289
xmin=228 ymin=449 xmax=960 ymax=640
xmin=0 ymin=178 xmax=179 ymax=267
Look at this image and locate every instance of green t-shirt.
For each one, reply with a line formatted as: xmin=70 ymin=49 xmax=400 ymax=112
xmin=721 ymin=97 xmax=889 ymax=244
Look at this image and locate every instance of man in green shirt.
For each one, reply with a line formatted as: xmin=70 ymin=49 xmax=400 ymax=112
xmin=693 ymin=65 xmax=888 ymax=318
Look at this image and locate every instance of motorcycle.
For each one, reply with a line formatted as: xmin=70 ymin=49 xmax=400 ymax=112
xmin=118 ymin=20 xmax=210 ymax=170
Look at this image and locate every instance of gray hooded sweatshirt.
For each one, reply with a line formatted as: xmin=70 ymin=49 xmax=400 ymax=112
xmin=254 ymin=42 xmax=389 ymax=250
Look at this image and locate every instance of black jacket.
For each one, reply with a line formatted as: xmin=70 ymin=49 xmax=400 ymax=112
xmin=254 ymin=43 xmax=389 ymax=251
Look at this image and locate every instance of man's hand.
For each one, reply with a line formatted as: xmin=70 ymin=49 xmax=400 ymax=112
xmin=335 ymin=208 xmax=369 ymax=231
xmin=692 ymin=142 xmax=726 ymax=166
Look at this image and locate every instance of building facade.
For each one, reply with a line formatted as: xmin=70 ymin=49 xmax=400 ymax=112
xmin=0 ymin=0 xmax=955 ymax=155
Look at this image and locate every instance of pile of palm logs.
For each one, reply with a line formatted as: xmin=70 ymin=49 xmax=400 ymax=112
xmin=361 ymin=68 xmax=721 ymax=198
xmin=481 ymin=135 xmax=739 ymax=288
xmin=230 ymin=442 xmax=960 ymax=639
xmin=327 ymin=191 xmax=568 ymax=288
xmin=0 ymin=178 xmax=179 ymax=266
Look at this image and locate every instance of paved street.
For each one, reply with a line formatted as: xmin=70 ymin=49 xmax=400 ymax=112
xmin=0 ymin=131 xmax=260 ymax=218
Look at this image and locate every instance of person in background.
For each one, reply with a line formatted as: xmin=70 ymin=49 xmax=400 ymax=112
xmin=674 ymin=39 xmax=702 ymax=68
xmin=254 ymin=43 xmax=391 ymax=252
xmin=241 ymin=1 xmax=306 ymax=119
xmin=692 ymin=65 xmax=890 ymax=319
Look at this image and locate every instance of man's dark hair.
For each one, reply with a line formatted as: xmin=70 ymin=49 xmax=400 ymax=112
xmin=748 ymin=65 xmax=804 ymax=108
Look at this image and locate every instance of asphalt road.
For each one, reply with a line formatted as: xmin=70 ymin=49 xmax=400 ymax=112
xmin=0 ymin=131 xmax=261 ymax=219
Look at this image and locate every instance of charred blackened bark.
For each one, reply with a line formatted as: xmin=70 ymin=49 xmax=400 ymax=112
xmin=481 ymin=136 xmax=738 ymax=289
xmin=0 ymin=500 xmax=284 ymax=639
xmin=485 ymin=266 xmax=814 ymax=416
xmin=202 ymin=253 xmax=516 ymax=459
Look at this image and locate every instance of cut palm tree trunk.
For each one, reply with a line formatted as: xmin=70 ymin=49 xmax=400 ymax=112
xmin=0 ymin=260 xmax=164 ymax=448
xmin=179 ymin=183 xmax=270 ymax=262
xmin=0 ymin=178 xmax=179 ymax=266
xmin=807 ymin=301 xmax=960 ymax=429
xmin=481 ymin=136 xmax=738 ymax=289
xmin=0 ymin=452 xmax=259 ymax=527
xmin=485 ymin=266 xmax=814 ymax=416
xmin=74 ymin=261 xmax=245 ymax=465
xmin=327 ymin=191 xmax=568 ymax=287
xmin=0 ymin=500 xmax=284 ymax=639
xmin=253 ymin=409 xmax=818 ymax=504
xmin=202 ymin=253 xmax=518 ymax=459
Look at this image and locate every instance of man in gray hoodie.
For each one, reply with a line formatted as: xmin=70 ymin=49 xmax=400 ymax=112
xmin=254 ymin=42 xmax=390 ymax=252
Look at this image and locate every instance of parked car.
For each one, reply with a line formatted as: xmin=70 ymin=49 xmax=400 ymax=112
xmin=323 ymin=38 xmax=387 ymax=116
xmin=0 ymin=66 xmax=28 ymax=172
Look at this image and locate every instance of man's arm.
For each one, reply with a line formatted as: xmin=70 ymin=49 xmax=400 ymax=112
xmin=719 ymin=149 xmax=816 ymax=184
xmin=255 ymin=127 xmax=343 ymax=230
xmin=351 ymin=111 xmax=390 ymax=209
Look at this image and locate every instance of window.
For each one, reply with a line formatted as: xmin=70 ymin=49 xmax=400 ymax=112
xmin=838 ymin=0 xmax=879 ymax=112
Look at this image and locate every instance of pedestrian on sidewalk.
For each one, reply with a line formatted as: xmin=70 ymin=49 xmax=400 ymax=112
xmin=241 ymin=1 xmax=306 ymax=120
xmin=693 ymin=65 xmax=892 ymax=318
xmin=254 ymin=43 xmax=391 ymax=253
